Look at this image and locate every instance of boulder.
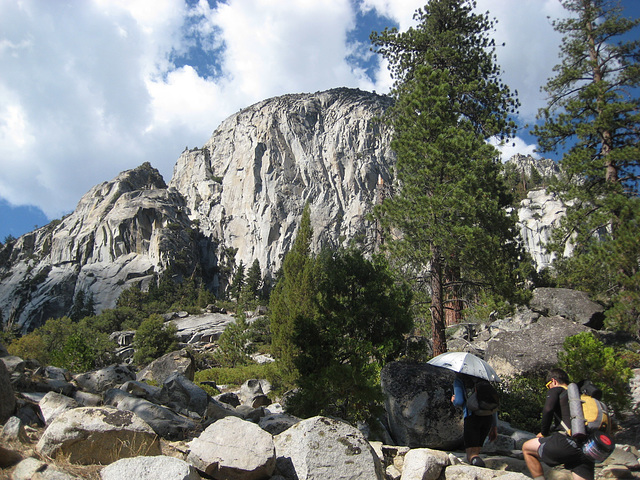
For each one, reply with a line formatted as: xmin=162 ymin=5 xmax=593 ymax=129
xmin=443 ymin=464 xmax=531 ymax=480
xmin=529 ymin=287 xmax=605 ymax=328
xmin=485 ymin=316 xmax=591 ymax=377
xmin=74 ymin=364 xmax=136 ymax=394
xmin=258 ymin=412 xmax=301 ymax=435
xmin=100 ymin=455 xmax=201 ymax=480
xmin=0 ymin=359 xmax=16 ymax=422
xmin=187 ymin=416 xmax=275 ymax=479
xmin=136 ymin=349 xmax=195 ymax=383
xmin=104 ymin=388 xmax=198 ymax=440
xmin=0 ymin=444 xmax=22 ymax=468
xmin=238 ymin=378 xmax=271 ymax=407
xmin=1 ymin=415 xmax=29 ymax=443
xmin=36 ymin=406 xmax=161 ymax=464
xmin=11 ymin=456 xmax=81 ymax=479
xmin=273 ymin=416 xmax=384 ymax=480
xmin=158 ymin=373 xmax=209 ymax=417
xmin=380 ymin=362 xmax=462 ymax=449
xmin=39 ymin=391 xmax=80 ymax=425
xmin=400 ymin=448 xmax=451 ymax=480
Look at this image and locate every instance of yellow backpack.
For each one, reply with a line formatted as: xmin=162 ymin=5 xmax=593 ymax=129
xmin=560 ymin=382 xmax=611 ymax=436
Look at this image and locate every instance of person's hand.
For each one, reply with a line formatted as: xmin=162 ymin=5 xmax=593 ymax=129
xmin=489 ymin=426 xmax=497 ymax=442
xmin=451 ymin=395 xmax=455 ymax=403
xmin=536 ymin=432 xmax=544 ymax=438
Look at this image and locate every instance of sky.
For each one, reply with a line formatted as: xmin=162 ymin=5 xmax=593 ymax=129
xmin=1 ymin=0 xmax=639 ymax=242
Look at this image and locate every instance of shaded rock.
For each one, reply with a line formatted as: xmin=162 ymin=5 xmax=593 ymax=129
xmin=0 ymin=358 xmax=16 ymax=422
xmin=485 ymin=316 xmax=591 ymax=377
xmin=73 ymin=390 xmax=103 ymax=407
xmin=1 ymin=354 xmax=26 ymax=374
xmin=136 ymin=349 xmax=195 ymax=383
xmin=74 ymin=364 xmax=136 ymax=394
xmin=120 ymin=380 xmax=163 ymax=402
xmin=204 ymin=397 xmax=242 ymax=423
xmin=274 ymin=416 xmax=384 ymax=480
xmin=100 ymin=455 xmax=201 ymax=480
xmin=39 ymin=391 xmax=80 ymax=425
xmin=104 ymin=388 xmax=198 ymax=440
xmin=0 ymin=444 xmax=22 ymax=468
xmin=159 ymin=373 xmax=209 ymax=417
xmin=187 ymin=416 xmax=275 ymax=480
xmin=36 ymin=406 xmax=161 ymax=465
xmin=530 ymin=287 xmax=605 ymax=328
xmin=258 ymin=412 xmax=301 ymax=435
xmin=215 ymin=391 xmax=240 ymax=408
xmin=380 ymin=362 xmax=462 ymax=449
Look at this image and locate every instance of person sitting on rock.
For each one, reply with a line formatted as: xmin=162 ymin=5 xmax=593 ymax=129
xmin=451 ymin=372 xmax=498 ymax=467
xmin=522 ymin=368 xmax=594 ymax=480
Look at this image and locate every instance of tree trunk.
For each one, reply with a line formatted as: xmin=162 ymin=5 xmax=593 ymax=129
xmin=430 ymin=249 xmax=447 ymax=356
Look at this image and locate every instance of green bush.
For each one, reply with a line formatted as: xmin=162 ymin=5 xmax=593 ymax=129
xmin=133 ymin=314 xmax=179 ymax=366
xmin=194 ymin=361 xmax=285 ymax=396
xmin=496 ymin=373 xmax=547 ymax=434
xmin=558 ymin=331 xmax=632 ymax=415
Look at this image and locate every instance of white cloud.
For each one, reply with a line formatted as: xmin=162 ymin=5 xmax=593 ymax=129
xmin=491 ymin=136 xmax=540 ymax=162
xmin=0 ymin=0 xmax=576 ymax=226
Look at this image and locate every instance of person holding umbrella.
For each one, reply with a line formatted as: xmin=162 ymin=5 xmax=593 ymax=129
xmin=429 ymin=352 xmax=500 ymax=467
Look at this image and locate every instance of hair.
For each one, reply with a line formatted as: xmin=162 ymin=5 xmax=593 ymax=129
xmin=547 ymin=367 xmax=570 ymax=385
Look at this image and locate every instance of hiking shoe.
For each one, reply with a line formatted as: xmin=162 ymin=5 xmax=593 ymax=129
xmin=471 ymin=456 xmax=486 ymax=467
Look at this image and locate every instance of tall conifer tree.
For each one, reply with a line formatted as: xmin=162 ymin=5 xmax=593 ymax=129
xmin=533 ymin=0 xmax=640 ymax=335
xmin=371 ymin=0 xmax=527 ymax=355
xmin=269 ymin=204 xmax=317 ymax=381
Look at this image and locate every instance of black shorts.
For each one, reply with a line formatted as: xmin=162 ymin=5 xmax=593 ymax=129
xmin=463 ymin=414 xmax=493 ymax=448
xmin=538 ymin=433 xmax=594 ymax=480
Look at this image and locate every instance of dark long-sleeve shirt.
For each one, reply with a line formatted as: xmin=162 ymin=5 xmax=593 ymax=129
xmin=540 ymin=386 xmax=571 ymax=436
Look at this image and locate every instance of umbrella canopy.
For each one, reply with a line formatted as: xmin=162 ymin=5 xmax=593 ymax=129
xmin=427 ymin=351 xmax=500 ymax=382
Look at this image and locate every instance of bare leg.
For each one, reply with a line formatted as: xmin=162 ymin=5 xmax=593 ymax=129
xmin=522 ymin=438 xmax=545 ymax=479
xmin=466 ymin=446 xmax=484 ymax=466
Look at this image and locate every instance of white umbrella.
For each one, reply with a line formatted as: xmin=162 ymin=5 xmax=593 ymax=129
xmin=427 ymin=351 xmax=500 ymax=382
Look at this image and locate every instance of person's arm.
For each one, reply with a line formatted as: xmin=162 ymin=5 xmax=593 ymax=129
xmin=452 ymin=377 xmax=466 ymax=407
xmin=540 ymin=388 xmax=561 ymax=436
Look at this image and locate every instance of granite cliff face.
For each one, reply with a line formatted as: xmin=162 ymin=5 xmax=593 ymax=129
xmin=0 ymin=163 xmax=199 ymax=332
xmin=0 ymin=88 xmax=565 ymax=332
xmin=169 ymin=88 xmax=395 ymax=276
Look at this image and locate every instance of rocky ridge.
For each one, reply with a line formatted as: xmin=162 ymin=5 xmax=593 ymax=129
xmin=0 ymin=88 xmax=564 ymax=332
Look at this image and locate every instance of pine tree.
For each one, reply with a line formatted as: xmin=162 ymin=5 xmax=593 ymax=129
xmin=533 ymin=0 xmax=640 ymax=335
xmin=371 ymin=0 xmax=527 ymax=355
xmin=269 ymin=204 xmax=317 ymax=381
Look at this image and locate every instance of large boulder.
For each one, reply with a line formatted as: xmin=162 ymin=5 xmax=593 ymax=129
xmin=136 ymin=349 xmax=195 ymax=383
xmin=101 ymin=455 xmax=201 ymax=480
xmin=187 ymin=416 xmax=275 ymax=479
xmin=39 ymin=391 xmax=80 ymax=425
xmin=0 ymin=359 xmax=16 ymax=423
xmin=104 ymin=388 xmax=197 ymax=440
xmin=529 ymin=288 xmax=605 ymax=328
xmin=485 ymin=315 xmax=591 ymax=378
xmin=158 ymin=373 xmax=209 ymax=417
xmin=74 ymin=364 xmax=136 ymax=394
xmin=36 ymin=406 xmax=161 ymax=464
xmin=273 ymin=416 xmax=384 ymax=480
xmin=380 ymin=362 xmax=462 ymax=449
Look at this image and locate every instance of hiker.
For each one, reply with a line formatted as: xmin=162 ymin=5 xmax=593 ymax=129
xmin=451 ymin=372 xmax=498 ymax=467
xmin=522 ymin=368 xmax=594 ymax=480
